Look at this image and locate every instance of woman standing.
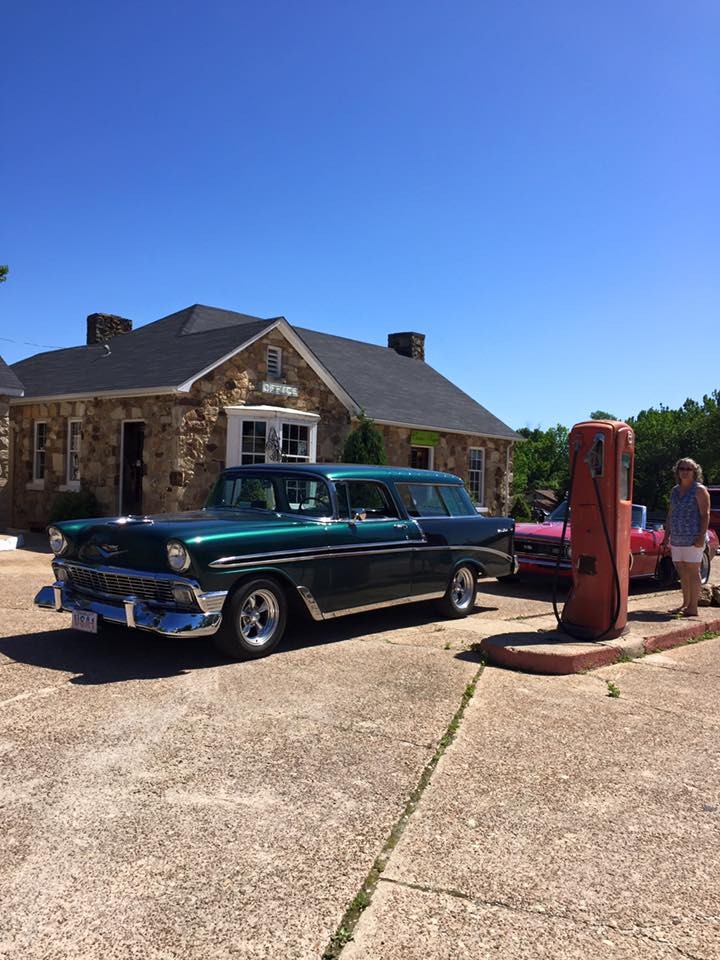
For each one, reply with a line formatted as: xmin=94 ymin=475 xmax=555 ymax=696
xmin=663 ymin=458 xmax=711 ymax=617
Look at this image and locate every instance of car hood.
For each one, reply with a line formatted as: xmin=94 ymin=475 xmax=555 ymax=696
xmin=514 ymin=521 xmax=569 ymax=540
xmin=57 ymin=509 xmax=324 ymax=572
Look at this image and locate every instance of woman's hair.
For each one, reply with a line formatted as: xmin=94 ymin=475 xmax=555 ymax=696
xmin=673 ymin=457 xmax=703 ymax=482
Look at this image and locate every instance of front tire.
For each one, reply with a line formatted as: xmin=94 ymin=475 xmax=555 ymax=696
xmin=436 ymin=564 xmax=478 ymax=619
xmin=215 ymin=578 xmax=287 ymax=660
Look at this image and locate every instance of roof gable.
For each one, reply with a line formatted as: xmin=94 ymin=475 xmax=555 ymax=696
xmin=9 ymin=304 xmax=520 ymax=440
xmin=0 ymin=355 xmax=24 ymax=396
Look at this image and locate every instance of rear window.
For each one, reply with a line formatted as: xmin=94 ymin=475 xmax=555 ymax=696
xmin=710 ymin=489 xmax=720 ymax=511
xmin=397 ymin=483 xmax=476 ymax=518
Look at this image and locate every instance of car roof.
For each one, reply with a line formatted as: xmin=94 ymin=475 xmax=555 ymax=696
xmin=220 ymin=463 xmax=464 ymax=485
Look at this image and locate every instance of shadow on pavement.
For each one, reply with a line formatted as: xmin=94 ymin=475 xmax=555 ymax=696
xmin=0 ymin=599 xmax=501 ymax=685
xmin=0 ymin=625 xmax=227 ymax=685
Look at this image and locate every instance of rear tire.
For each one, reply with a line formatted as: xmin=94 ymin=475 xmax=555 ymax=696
xmin=701 ymin=547 xmax=712 ymax=585
xmin=436 ymin=564 xmax=477 ymax=619
xmin=214 ymin=578 xmax=287 ymax=660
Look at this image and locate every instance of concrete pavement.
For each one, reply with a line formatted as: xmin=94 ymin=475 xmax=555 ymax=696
xmin=342 ymin=639 xmax=720 ymax=959
xmin=1 ymin=544 xmax=719 ymax=959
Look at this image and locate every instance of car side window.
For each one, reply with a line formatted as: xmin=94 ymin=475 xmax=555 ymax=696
xmin=397 ymin=483 xmax=449 ymax=517
xmin=437 ymin=484 xmax=476 ymax=516
xmin=336 ymin=481 xmax=398 ymax=520
xmin=279 ymin=477 xmax=332 ymax=516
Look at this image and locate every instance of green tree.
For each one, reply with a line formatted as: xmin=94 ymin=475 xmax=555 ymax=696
xmin=511 ymin=424 xmax=570 ymax=503
xmin=341 ymin=411 xmax=387 ymax=465
xmin=0 ymin=265 xmax=8 ymax=283
xmin=590 ymin=410 xmax=617 ymax=421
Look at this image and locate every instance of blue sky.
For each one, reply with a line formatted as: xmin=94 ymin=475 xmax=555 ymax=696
xmin=2 ymin=1 xmax=718 ymax=431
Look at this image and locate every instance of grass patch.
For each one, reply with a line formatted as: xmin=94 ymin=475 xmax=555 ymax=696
xmin=606 ymin=680 xmax=621 ymax=698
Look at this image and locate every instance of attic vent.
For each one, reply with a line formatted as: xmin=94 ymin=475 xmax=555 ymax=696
xmin=267 ymin=346 xmax=282 ymax=379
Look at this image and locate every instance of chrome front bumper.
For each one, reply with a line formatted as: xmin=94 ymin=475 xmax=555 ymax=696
xmin=35 ymin=582 xmax=224 ymax=638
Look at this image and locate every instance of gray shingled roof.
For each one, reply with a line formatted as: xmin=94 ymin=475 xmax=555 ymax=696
xmin=294 ymin=327 xmax=518 ymax=438
xmin=10 ymin=304 xmax=519 ymax=439
xmin=11 ymin=306 xmax=274 ymax=396
xmin=0 ymin=355 xmax=24 ymax=396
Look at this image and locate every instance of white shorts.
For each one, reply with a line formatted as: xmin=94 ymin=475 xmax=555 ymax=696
xmin=671 ymin=545 xmax=704 ymax=564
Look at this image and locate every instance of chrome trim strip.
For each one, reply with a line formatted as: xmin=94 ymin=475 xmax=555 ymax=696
xmin=124 ymin=599 xmax=137 ymax=629
xmin=296 ymin=586 xmax=324 ymax=622
xmin=209 ymin=542 xmax=512 ymax=570
xmin=321 ymin=591 xmax=446 ymax=620
xmin=209 ymin=541 xmax=424 ymax=569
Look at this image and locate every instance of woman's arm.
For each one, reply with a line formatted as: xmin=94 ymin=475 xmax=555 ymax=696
xmin=694 ymin=484 xmax=711 ymax=547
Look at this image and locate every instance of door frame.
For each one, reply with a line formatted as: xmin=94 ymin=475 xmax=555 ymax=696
xmin=118 ymin=419 xmax=145 ymax=515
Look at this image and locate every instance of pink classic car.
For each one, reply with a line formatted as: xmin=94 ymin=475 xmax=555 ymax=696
xmin=514 ymin=502 xmax=718 ymax=585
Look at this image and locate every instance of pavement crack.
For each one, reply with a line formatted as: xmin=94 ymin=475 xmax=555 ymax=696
xmin=319 ymin=664 xmax=485 ymax=959
xmin=379 ymin=879 xmax=707 ymax=958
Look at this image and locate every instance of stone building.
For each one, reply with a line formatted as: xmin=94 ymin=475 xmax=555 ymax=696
xmin=5 ymin=305 xmax=521 ymax=529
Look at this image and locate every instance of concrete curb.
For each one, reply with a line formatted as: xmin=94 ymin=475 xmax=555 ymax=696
xmin=480 ymin=615 xmax=720 ymax=675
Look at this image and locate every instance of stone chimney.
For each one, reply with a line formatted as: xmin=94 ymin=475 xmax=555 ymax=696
xmin=86 ymin=313 xmax=133 ymax=345
xmin=388 ymin=331 xmax=425 ymax=361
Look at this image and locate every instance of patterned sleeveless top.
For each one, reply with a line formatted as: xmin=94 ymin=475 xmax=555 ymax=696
xmin=670 ymin=482 xmax=701 ymax=546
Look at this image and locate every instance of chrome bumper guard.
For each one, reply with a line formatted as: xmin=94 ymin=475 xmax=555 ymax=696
xmin=34 ymin=564 xmax=226 ymax=639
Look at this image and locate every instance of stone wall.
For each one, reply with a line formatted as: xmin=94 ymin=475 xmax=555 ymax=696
xmin=0 ymin=401 xmax=9 ymax=528
xmin=10 ymin=396 xmax=179 ymax=529
xmin=8 ymin=328 xmax=514 ymax=524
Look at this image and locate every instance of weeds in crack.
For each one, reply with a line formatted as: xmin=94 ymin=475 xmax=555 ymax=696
xmin=320 ymin=666 xmax=485 ymax=958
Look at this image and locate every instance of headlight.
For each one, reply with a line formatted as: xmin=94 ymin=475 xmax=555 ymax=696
xmin=48 ymin=526 xmax=68 ymax=555
xmin=166 ymin=540 xmax=191 ymax=573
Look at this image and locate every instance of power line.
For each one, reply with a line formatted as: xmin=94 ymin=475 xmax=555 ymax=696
xmin=0 ymin=335 xmax=64 ymax=349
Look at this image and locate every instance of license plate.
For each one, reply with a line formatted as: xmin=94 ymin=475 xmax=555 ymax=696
xmin=72 ymin=610 xmax=98 ymax=634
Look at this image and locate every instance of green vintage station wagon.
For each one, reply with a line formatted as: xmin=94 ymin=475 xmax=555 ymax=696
xmin=35 ymin=464 xmax=517 ymax=659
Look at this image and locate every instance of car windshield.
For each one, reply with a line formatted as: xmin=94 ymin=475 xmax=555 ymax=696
xmin=546 ymin=501 xmax=645 ymax=528
xmin=547 ymin=502 xmax=569 ymax=522
xmin=206 ymin=473 xmax=333 ymax=517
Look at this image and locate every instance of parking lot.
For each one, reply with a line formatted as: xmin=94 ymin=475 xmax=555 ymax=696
xmin=2 ymin=544 xmax=719 ymax=959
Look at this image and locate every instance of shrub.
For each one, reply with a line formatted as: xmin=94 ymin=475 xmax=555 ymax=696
xmin=49 ymin=489 xmax=101 ymax=523
xmin=342 ymin=411 xmax=387 ymax=465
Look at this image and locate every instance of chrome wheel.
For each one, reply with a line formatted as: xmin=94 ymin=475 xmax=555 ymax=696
xmin=215 ymin=577 xmax=288 ymax=660
xmin=450 ymin=567 xmax=475 ymax=612
xmin=238 ymin=589 xmax=280 ymax=646
xmin=437 ymin=563 xmax=478 ymax=619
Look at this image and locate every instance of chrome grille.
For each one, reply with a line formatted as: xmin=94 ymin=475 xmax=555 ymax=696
xmin=66 ymin=564 xmax=176 ymax=603
xmin=515 ymin=539 xmax=566 ymax=558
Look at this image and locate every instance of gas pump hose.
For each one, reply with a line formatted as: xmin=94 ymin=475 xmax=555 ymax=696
xmin=552 ymin=444 xmax=623 ymax=642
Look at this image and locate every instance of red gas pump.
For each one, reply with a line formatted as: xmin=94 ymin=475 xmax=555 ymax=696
xmin=560 ymin=420 xmax=635 ymax=640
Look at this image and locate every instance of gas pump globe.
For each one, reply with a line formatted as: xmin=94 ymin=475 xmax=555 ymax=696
xmin=561 ymin=420 xmax=635 ymax=640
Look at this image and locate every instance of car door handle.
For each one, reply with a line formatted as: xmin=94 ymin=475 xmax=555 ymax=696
xmin=393 ymin=523 xmax=408 ymax=529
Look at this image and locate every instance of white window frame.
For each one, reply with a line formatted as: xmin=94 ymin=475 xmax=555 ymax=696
xmin=65 ymin=419 xmax=82 ymax=490
xmin=225 ymin=405 xmax=319 ymax=467
xmin=266 ymin=345 xmax=282 ymax=380
xmin=468 ymin=447 xmax=485 ymax=506
xmin=410 ymin=444 xmax=434 ymax=470
xmin=29 ymin=420 xmax=48 ymax=488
